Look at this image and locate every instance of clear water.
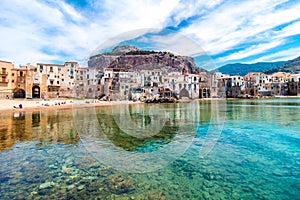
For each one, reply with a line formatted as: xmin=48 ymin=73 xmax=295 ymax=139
xmin=0 ymin=99 xmax=299 ymax=199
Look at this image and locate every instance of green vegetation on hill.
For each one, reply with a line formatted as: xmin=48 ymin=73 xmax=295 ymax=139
xmin=212 ymin=61 xmax=286 ymax=76
xmin=263 ymin=56 xmax=300 ymax=74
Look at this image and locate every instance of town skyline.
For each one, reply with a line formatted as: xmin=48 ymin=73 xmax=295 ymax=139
xmin=1 ymin=0 xmax=300 ymax=69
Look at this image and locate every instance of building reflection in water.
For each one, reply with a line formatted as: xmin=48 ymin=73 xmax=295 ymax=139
xmin=0 ymin=109 xmax=79 ymax=152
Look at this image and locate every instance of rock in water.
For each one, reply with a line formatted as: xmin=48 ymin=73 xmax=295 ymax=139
xmin=106 ymin=174 xmax=135 ymax=194
xmin=39 ymin=181 xmax=54 ymax=189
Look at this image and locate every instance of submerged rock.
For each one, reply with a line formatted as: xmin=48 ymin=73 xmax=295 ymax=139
xmin=77 ymin=185 xmax=85 ymax=191
xmin=107 ymin=174 xmax=135 ymax=194
xmin=39 ymin=181 xmax=54 ymax=189
xmin=61 ymin=165 xmax=74 ymax=174
xmin=67 ymin=184 xmax=75 ymax=190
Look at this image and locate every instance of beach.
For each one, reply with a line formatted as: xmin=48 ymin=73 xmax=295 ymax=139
xmin=0 ymin=99 xmax=143 ymax=113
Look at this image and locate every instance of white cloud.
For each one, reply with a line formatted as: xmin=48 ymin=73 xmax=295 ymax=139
xmin=252 ymin=47 xmax=300 ymax=62
xmin=217 ymin=39 xmax=286 ymax=62
xmin=181 ymin=0 xmax=300 ymax=56
xmin=168 ymin=0 xmax=224 ymax=26
xmin=0 ymin=0 xmax=181 ymax=66
xmin=1 ymin=0 xmax=300 ymax=67
xmin=137 ymin=31 xmax=206 ymax=56
xmin=273 ymin=20 xmax=300 ymax=38
xmin=56 ymin=1 xmax=84 ymax=22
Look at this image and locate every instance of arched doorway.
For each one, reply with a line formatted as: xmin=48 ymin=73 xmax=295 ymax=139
xmin=32 ymin=86 xmax=40 ymax=98
xmin=13 ymin=89 xmax=26 ymax=98
xmin=179 ymin=88 xmax=189 ymax=99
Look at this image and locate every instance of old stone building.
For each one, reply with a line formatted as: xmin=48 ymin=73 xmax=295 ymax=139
xmin=0 ymin=60 xmax=14 ymax=98
xmin=36 ymin=62 xmax=78 ymax=98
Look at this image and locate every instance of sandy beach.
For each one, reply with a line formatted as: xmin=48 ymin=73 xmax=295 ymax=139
xmin=1 ymin=96 xmax=299 ymax=113
xmin=0 ymin=99 xmax=143 ymax=113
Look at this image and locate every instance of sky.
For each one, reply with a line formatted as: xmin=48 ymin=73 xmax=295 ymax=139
xmin=1 ymin=0 xmax=300 ymax=70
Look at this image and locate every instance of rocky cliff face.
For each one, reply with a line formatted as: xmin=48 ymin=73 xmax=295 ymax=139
xmin=88 ymin=45 xmax=201 ymax=73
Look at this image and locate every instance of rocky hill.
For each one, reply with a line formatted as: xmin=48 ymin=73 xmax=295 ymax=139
xmin=88 ymin=45 xmax=204 ymax=73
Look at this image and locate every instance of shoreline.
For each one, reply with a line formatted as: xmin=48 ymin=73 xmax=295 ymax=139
xmin=1 ymin=96 xmax=299 ymax=113
xmin=0 ymin=99 xmax=143 ymax=113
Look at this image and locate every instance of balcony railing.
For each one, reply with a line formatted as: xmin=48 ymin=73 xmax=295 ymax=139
xmin=0 ymin=72 xmax=8 ymax=76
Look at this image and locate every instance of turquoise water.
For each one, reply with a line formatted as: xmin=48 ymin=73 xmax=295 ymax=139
xmin=0 ymin=99 xmax=299 ymax=199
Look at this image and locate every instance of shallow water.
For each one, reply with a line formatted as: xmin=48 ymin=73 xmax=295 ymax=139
xmin=0 ymin=99 xmax=299 ymax=199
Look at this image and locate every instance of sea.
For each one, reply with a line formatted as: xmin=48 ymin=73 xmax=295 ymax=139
xmin=0 ymin=99 xmax=299 ymax=199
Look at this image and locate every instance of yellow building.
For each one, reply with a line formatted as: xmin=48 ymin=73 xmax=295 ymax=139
xmin=11 ymin=65 xmax=30 ymax=98
xmin=0 ymin=60 xmax=14 ymax=98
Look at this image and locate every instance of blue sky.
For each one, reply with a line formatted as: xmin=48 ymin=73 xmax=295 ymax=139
xmin=1 ymin=0 xmax=300 ymax=70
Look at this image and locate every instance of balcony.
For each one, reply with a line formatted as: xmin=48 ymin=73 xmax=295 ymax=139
xmin=0 ymin=79 xmax=8 ymax=86
xmin=0 ymin=72 xmax=8 ymax=76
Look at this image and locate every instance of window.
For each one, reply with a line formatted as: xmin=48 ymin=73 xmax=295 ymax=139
xmin=62 ymin=79 xmax=64 ymax=82
xmin=57 ymin=81 xmax=59 ymax=84
xmin=40 ymin=65 xmax=43 ymax=71
xmin=50 ymin=67 xmax=53 ymax=72
xmin=20 ymin=71 xmax=23 ymax=76
xmin=12 ymin=73 xmax=14 ymax=76
xmin=58 ymin=67 xmax=61 ymax=71
xmin=71 ymin=63 xmax=74 ymax=68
